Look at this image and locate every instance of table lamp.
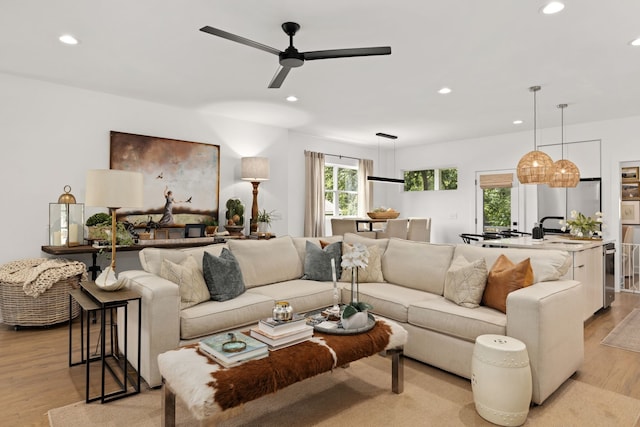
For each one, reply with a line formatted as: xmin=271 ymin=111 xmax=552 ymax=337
xmin=86 ymin=169 xmax=144 ymax=290
xmin=241 ymin=157 xmax=270 ymax=233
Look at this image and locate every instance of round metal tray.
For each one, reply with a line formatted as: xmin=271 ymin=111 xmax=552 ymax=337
xmin=313 ymin=313 xmax=376 ymax=335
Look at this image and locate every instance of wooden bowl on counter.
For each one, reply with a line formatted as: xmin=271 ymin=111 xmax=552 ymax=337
xmin=367 ymin=211 xmax=400 ymax=219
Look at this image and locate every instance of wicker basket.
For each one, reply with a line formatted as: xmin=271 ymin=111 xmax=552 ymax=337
xmin=367 ymin=211 xmax=401 ymax=219
xmin=0 ymin=275 xmax=81 ymax=327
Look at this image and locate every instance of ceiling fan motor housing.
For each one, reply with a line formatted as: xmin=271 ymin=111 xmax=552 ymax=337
xmin=280 ymin=48 xmax=304 ymax=67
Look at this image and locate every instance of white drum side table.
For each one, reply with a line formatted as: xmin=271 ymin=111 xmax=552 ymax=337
xmin=472 ymin=334 xmax=532 ymax=426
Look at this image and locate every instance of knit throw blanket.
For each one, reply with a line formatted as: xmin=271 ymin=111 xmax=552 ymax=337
xmin=0 ymin=258 xmax=87 ymax=297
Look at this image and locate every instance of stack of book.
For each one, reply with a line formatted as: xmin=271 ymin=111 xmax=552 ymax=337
xmin=199 ymin=332 xmax=268 ymax=368
xmin=250 ymin=315 xmax=314 ymax=350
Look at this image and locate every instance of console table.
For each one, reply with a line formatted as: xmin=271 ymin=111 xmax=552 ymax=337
xmin=42 ymin=237 xmax=224 ymax=280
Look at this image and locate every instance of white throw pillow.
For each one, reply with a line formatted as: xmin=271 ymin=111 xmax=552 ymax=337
xmin=160 ymin=255 xmax=210 ymax=309
xmin=443 ymin=255 xmax=488 ymax=308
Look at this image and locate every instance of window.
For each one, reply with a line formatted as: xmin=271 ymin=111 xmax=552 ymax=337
xmin=404 ymin=168 xmax=458 ymax=191
xmin=476 ymin=172 xmax=518 ymax=233
xmin=325 ymin=163 xmax=358 ymax=216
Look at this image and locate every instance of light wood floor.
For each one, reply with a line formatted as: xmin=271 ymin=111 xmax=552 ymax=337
xmin=2 ymin=293 xmax=640 ymax=427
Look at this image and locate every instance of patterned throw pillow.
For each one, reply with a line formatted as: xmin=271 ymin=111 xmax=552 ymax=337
xmin=340 ymin=243 xmax=384 ymax=283
xmin=303 ymin=240 xmax=342 ymax=281
xmin=482 ymin=254 xmax=534 ymax=313
xmin=160 ymin=255 xmax=210 ymax=309
xmin=203 ymin=248 xmax=246 ymax=301
xmin=443 ymin=255 xmax=488 ymax=308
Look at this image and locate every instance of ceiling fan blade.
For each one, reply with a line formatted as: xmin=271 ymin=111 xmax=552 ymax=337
xmin=199 ymin=26 xmax=281 ymax=56
xmin=268 ymin=66 xmax=292 ymax=88
xmin=303 ymin=46 xmax=391 ymax=61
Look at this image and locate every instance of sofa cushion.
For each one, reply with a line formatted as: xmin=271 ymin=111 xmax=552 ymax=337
xmin=340 ymin=243 xmax=384 ymax=283
xmin=341 ymin=282 xmax=440 ymax=323
xmin=228 ymin=236 xmax=303 ymax=288
xmin=482 ymin=254 xmax=534 ymax=313
xmin=246 ymin=279 xmax=337 ymax=313
xmin=180 ymin=293 xmax=275 ymax=340
xmin=159 ymin=255 xmax=210 ymax=309
xmin=453 ymin=244 xmax=571 ymax=283
xmin=202 ymin=249 xmax=246 ymax=301
xmin=381 ymin=239 xmax=455 ymax=295
xmin=292 ymin=236 xmax=342 ymax=265
xmin=139 ymin=244 xmax=227 ymax=275
xmin=408 ymin=297 xmax=507 ymax=342
xmin=343 ymin=233 xmax=389 ymax=253
xmin=443 ymin=255 xmax=488 ymax=308
xmin=302 ymin=240 xmax=342 ymax=281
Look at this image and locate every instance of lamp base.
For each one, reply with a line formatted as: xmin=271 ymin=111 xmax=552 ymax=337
xmin=95 ymin=266 xmax=127 ymax=291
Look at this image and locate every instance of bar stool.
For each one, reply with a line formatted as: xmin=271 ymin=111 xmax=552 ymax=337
xmin=472 ymin=334 xmax=532 ymax=426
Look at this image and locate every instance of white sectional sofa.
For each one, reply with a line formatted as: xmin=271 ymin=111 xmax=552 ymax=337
xmin=118 ymin=233 xmax=583 ymax=405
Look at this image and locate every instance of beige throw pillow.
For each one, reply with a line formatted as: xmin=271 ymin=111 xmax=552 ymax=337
xmin=443 ymin=255 xmax=488 ymax=308
xmin=160 ymin=255 xmax=210 ymax=309
xmin=340 ymin=243 xmax=384 ymax=283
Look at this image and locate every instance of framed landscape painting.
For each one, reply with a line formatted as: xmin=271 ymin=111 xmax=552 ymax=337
xmin=110 ymin=131 xmax=220 ymax=226
xmin=622 ymin=182 xmax=640 ymax=201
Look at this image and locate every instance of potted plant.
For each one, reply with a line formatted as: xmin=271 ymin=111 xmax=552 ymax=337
xmin=340 ymin=242 xmax=373 ymax=329
xmin=86 ymin=212 xmax=112 ymax=241
xmin=256 ymin=209 xmax=275 ymax=233
xmin=202 ymin=216 xmax=218 ymax=235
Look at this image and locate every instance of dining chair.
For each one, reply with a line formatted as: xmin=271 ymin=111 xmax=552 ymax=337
xmin=407 ymin=218 xmax=431 ymax=242
xmin=375 ymin=218 xmax=409 ymax=239
xmin=331 ymin=218 xmax=358 ymax=236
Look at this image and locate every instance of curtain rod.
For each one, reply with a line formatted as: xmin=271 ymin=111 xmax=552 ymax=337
xmin=324 ymin=153 xmax=362 ymax=161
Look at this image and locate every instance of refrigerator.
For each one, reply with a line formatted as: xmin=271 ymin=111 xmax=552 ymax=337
xmin=537 ymin=178 xmax=601 ymax=233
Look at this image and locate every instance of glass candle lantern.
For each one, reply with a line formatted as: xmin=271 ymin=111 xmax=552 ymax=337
xmin=49 ymin=185 xmax=84 ymax=247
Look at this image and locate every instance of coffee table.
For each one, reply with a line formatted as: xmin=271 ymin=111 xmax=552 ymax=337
xmin=158 ymin=316 xmax=407 ymax=426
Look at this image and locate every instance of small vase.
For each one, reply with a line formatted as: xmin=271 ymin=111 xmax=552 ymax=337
xmin=257 ymin=222 xmax=269 ymax=233
xmin=341 ymin=310 xmax=369 ymax=330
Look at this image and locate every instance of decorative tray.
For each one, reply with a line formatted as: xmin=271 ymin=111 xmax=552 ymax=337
xmin=367 ymin=211 xmax=400 ymax=219
xmin=308 ymin=312 xmax=376 ymax=335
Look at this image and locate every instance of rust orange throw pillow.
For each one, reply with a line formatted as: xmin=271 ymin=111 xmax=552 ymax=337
xmin=481 ymin=254 xmax=534 ymax=313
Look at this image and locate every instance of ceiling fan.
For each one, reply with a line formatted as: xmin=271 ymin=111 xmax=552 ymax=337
xmin=199 ymin=22 xmax=391 ymax=88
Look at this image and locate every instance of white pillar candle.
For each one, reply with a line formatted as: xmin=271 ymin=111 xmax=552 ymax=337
xmin=69 ymin=224 xmax=79 ymax=244
xmin=53 ymin=231 xmax=61 ymax=246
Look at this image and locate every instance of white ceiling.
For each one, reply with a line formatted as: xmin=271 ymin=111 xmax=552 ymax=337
xmin=2 ymin=1 xmax=640 ymax=147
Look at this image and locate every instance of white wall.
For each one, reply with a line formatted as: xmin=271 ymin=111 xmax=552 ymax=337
xmin=0 ymin=73 xmax=376 ymax=271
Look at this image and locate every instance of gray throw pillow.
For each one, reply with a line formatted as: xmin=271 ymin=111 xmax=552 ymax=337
xmin=303 ymin=240 xmax=342 ymax=281
xmin=203 ymin=248 xmax=246 ymax=301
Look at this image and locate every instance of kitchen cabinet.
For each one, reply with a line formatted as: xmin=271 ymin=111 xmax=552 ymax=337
xmin=572 ymin=246 xmax=604 ymax=321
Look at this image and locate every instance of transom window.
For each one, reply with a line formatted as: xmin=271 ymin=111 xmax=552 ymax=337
xmin=403 ymin=168 xmax=458 ymax=191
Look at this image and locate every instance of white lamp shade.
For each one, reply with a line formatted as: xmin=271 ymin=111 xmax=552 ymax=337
xmin=241 ymin=157 xmax=270 ymax=181
xmin=85 ymin=169 xmax=144 ymax=208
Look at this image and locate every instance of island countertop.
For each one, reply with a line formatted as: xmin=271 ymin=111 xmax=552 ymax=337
xmin=479 ymin=235 xmax=609 ymax=252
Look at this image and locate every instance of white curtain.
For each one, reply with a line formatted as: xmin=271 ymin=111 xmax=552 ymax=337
xmin=358 ymin=158 xmax=374 ymax=217
xmin=304 ymin=151 xmax=325 ymax=237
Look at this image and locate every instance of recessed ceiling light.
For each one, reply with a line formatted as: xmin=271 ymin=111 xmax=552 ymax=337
xmin=59 ymin=34 xmax=79 ymax=45
xmin=541 ymin=2 xmax=565 ymax=15
xmin=630 ymin=38 xmax=640 ymax=46
xmin=513 ymin=120 xmax=524 ymax=125
xmin=286 ymin=95 xmax=298 ymax=102
xmin=438 ymin=87 xmax=452 ymax=94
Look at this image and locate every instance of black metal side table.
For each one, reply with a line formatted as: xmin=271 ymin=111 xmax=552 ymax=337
xmin=69 ymin=281 xmax=141 ymax=403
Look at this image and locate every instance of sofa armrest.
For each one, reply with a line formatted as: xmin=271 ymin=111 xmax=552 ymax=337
xmin=117 ymin=270 xmax=180 ymax=388
xmin=506 ymin=280 xmax=584 ymax=404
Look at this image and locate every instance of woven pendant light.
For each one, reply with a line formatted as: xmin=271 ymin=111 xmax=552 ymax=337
xmin=548 ymin=104 xmax=580 ymax=188
xmin=517 ymin=86 xmax=554 ymax=184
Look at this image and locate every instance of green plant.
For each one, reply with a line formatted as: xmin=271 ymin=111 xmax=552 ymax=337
xmin=86 ymin=212 xmax=111 ymax=226
xmin=225 ymin=198 xmax=244 ymax=226
xmin=256 ymin=209 xmax=275 ymax=224
xmin=559 ymin=211 xmax=604 ymax=238
xmin=340 ymin=243 xmax=374 ymax=318
xmin=201 ymin=216 xmax=218 ymax=227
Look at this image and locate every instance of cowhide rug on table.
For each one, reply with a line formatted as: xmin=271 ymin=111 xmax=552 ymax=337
xmin=157 ymin=318 xmax=408 ymax=421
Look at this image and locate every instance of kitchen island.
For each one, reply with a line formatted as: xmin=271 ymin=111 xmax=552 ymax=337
xmin=481 ymin=235 xmax=610 ymax=321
